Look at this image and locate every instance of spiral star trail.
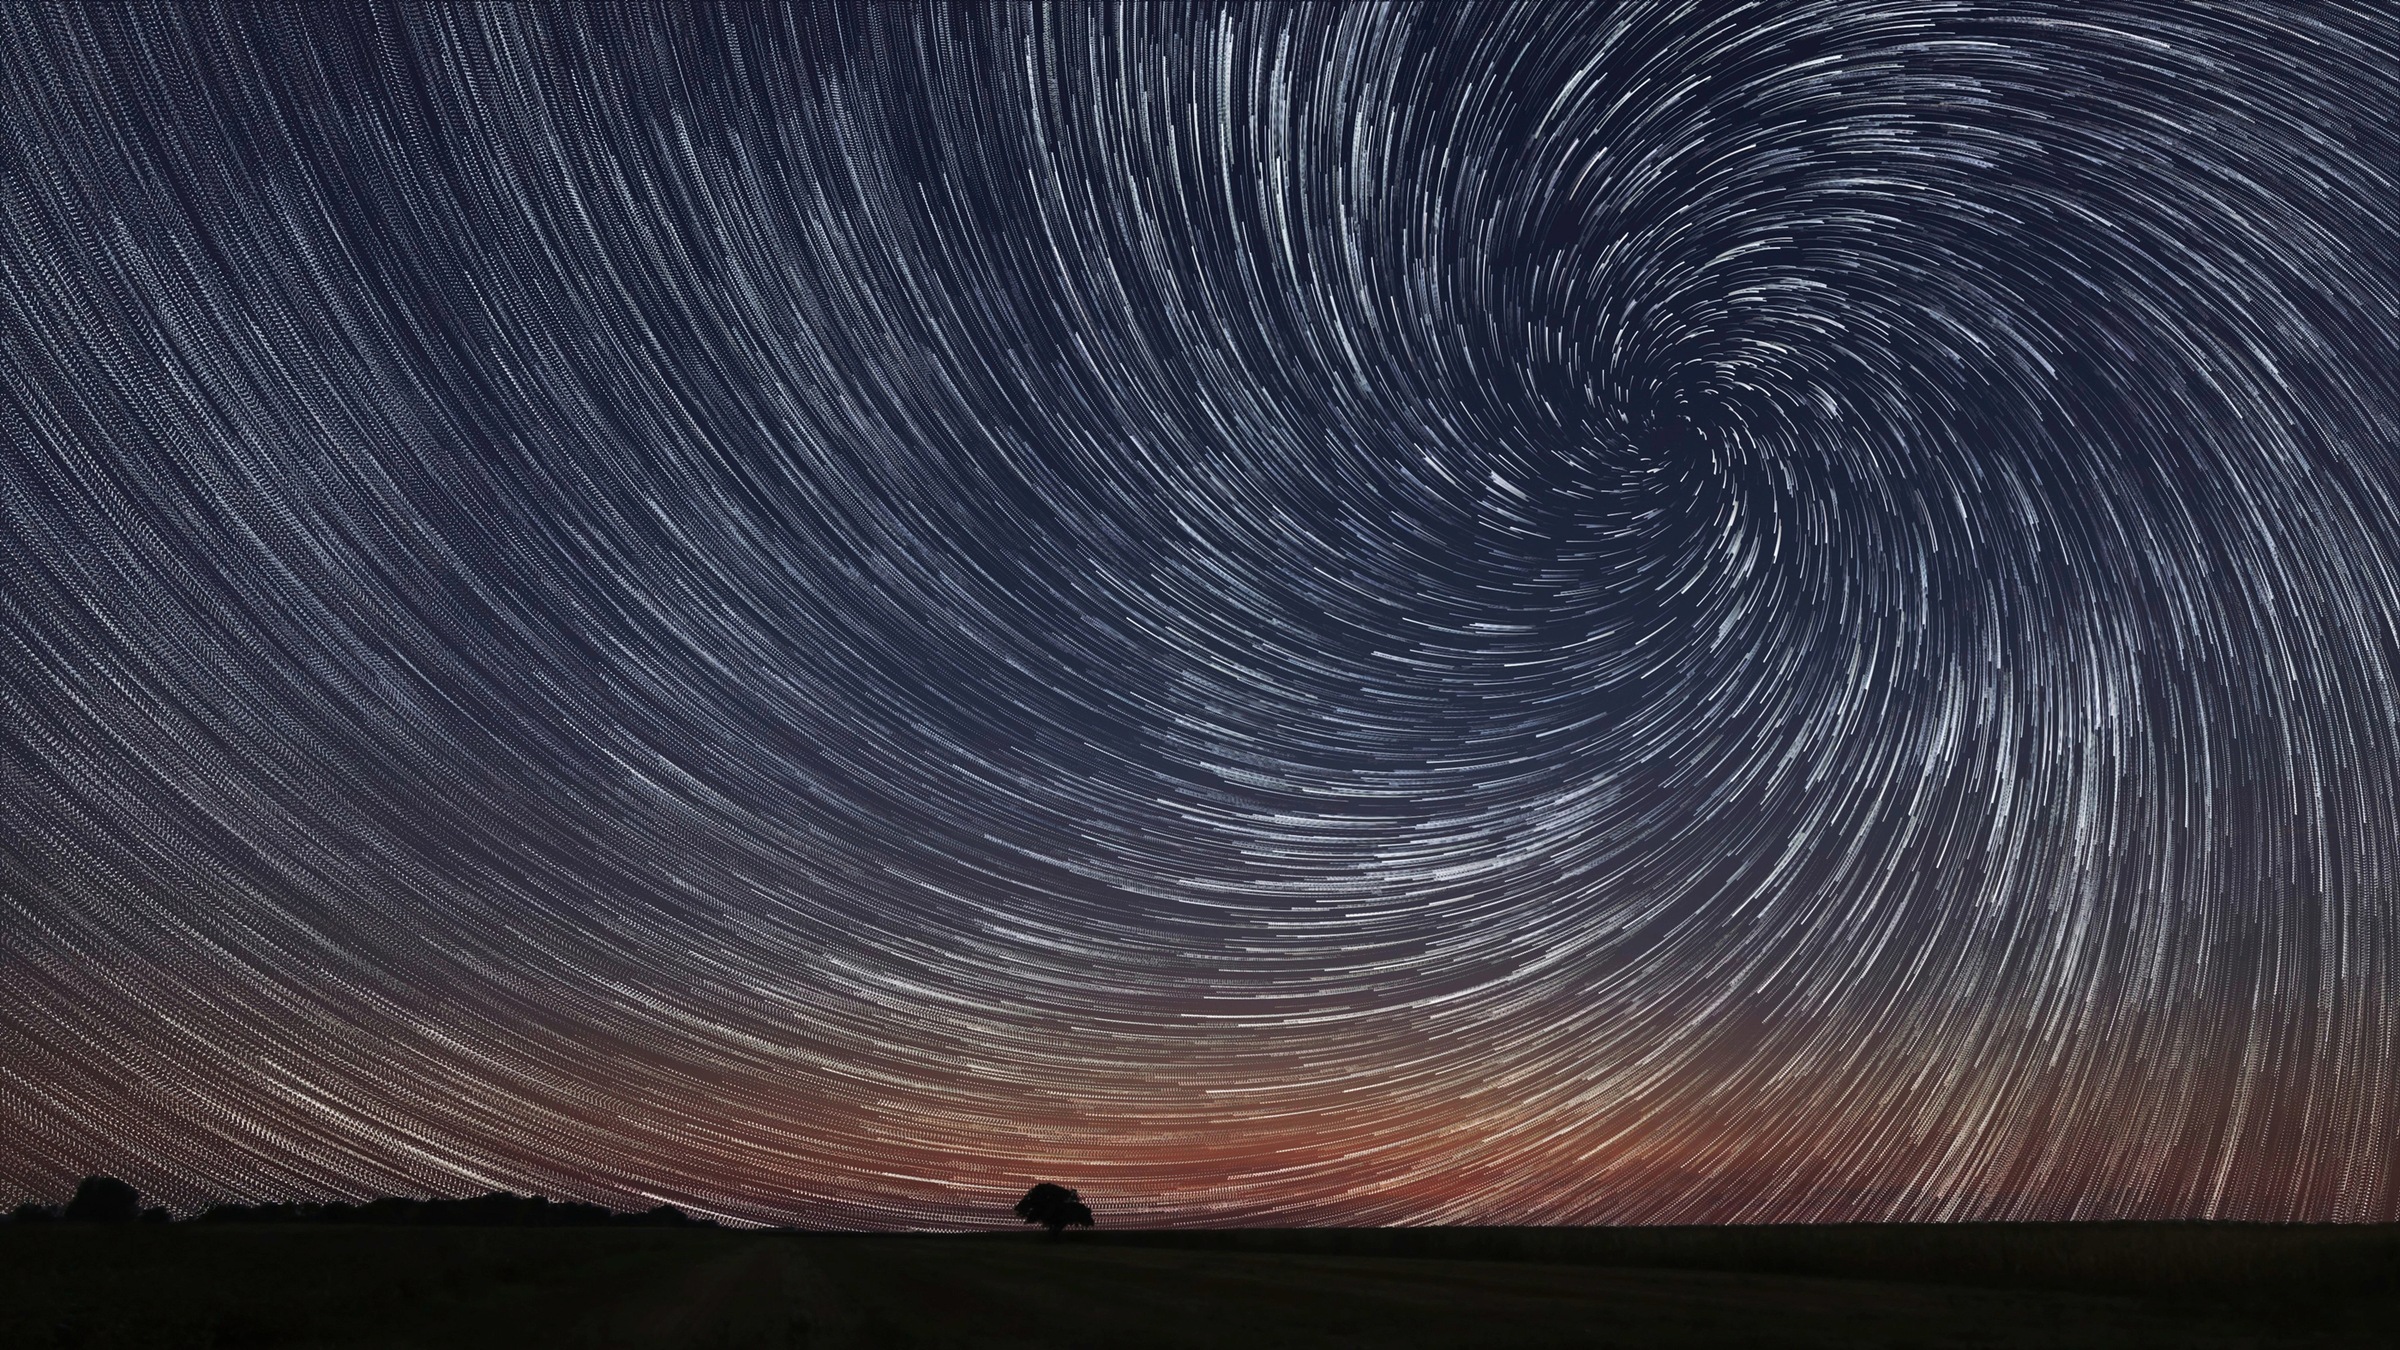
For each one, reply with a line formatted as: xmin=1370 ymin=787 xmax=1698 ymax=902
xmin=5 ymin=2 xmax=2400 ymax=1230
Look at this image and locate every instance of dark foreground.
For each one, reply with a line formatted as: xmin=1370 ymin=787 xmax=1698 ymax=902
xmin=4 ymin=1224 xmax=2394 ymax=1348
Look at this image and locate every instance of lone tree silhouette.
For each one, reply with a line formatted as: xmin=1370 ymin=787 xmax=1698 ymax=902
xmin=1013 ymin=1182 xmax=1094 ymax=1237
xmin=63 ymin=1176 xmax=141 ymax=1223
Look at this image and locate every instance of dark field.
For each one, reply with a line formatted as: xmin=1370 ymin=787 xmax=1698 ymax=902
xmin=3 ymin=1223 xmax=2394 ymax=1348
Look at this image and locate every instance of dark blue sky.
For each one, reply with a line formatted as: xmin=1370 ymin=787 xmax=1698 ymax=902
xmin=5 ymin=3 xmax=2399 ymax=1227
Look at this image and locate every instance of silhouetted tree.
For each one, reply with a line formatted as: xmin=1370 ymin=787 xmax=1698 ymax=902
xmin=9 ymin=1202 xmax=59 ymax=1223
xmin=1013 ymin=1182 xmax=1094 ymax=1237
xmin=629 ymin=1204 xmax=700 ymax=1227
xmin=63 ymin=1176 xmax=141 ymax=1223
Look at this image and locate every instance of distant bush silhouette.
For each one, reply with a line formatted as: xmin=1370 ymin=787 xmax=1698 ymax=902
xmin=1013 ymin=1183 xmax=1094 ymax=1236
xmin=10 ymin=1201 xmax=60 ymax=1223
xmin=63 ymin=1176 xmax=143 ymax=1222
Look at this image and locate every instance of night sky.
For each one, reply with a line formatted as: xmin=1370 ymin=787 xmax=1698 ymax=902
xmin=7 ymin=3 xmax=2400 ymax=1229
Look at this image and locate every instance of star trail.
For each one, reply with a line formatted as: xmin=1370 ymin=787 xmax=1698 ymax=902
xmin=6 ymin=3 xmax=2400 ymax=1229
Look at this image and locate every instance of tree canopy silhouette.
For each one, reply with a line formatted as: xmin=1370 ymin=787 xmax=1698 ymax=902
xmin=63 ymin=1176 xmax=141 ymax=1223
xmin=1013 ymin=1182 xmax=1094 ymax=1236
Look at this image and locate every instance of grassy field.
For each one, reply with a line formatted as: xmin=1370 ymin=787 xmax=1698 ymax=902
xmin=3 ymin=1224 xmax=2394 ymax=1348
